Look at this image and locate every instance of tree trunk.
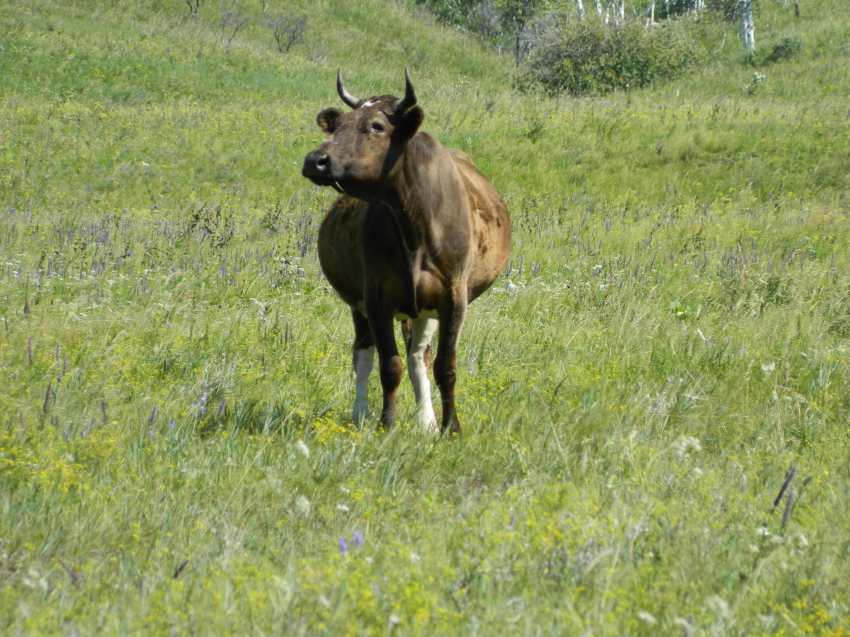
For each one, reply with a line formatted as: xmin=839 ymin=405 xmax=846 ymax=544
xmin=577 ymin=0 xmax=585 ymax=21
xmin=607 ymin=0 xmax=622 ymax=23
xmin=741 ymin=0 xmax=755 ymax=51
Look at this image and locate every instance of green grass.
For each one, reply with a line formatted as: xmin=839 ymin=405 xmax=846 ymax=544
xmin=2 ymin=0 xmax=850 ymax=634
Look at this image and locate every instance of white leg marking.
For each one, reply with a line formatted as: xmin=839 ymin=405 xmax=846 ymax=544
xmin=353 ymin=346 xmax=375 ymax=424
xmin=407 ymin=317 xmax=439 ymax=435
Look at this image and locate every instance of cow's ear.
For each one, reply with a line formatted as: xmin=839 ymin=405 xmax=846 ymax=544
xmin=394 ymin=106 xmax=423 ymax=142
xmin=317 ymin=108 xmax=343 ymax=134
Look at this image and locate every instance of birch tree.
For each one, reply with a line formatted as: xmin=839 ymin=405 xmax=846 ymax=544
xmin=741 ymin=0 xmax=755 ymax=50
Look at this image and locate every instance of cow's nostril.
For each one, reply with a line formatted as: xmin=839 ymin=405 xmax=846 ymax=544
xmin=302 ymin=150 xmax=332 ymax=180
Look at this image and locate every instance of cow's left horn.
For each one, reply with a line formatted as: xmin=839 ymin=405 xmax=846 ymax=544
xmin=395 ymin=68 xmax=417 ymax=114
xmin=337 ymin=69 xmax=360 ymax=109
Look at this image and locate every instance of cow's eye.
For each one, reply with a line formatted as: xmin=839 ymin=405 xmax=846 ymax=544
xmin=370 ymin=122 xmax=385 ymax=133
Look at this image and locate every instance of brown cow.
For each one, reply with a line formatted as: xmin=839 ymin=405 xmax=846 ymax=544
xmin=302 ymin=70 xmax=510 ymax=435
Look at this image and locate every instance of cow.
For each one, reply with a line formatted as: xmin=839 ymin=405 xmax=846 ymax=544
xmin=302 ymin=70 xmax=511 ymax=435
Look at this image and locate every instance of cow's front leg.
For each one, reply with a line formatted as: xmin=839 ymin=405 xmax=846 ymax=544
xmin=365 ymin=286 xmax=402 ymax=430
xmin=351 ymin=309 xmax=375 ymax=424
xmin=434 ymin=290 xmax=468 ymax=435
xmin=406 ymin=316 xmax=439 ymax=435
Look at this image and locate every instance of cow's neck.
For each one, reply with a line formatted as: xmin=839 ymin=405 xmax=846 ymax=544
xmin=374 ymin=133 xmax=459 ymax=233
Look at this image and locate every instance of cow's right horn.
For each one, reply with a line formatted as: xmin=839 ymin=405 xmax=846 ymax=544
xmin=337 ymin=70 xmax=360 ymax=109
xmin=395 ymin=68 xmax=417 ymax=114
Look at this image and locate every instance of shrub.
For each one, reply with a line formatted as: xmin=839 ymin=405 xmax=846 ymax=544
xmin=763 ymin=36 xmax=802 ymax=63
xmin=705 ymin=0 xmax=742 ymax=23
xmin=524 ymin=18 xmax=702 ymax=96
xmin=417 ymin=0 xmax=482 ymax=30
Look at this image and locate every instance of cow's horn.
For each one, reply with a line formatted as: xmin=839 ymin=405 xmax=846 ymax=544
xmin=395 ymin=68 xmax=417 ymax=114
xmin=337 ymin=69 xmax=360 ymax=109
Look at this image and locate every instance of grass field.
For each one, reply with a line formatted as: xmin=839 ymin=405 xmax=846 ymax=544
xmin=2 ymin=0 xmax=850 ymax=634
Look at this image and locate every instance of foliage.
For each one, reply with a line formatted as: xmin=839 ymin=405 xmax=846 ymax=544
xmin=525 ymin=17 xmax=702 ymax=95
xmin=654 ymin=0 xmax=704 ymax=20
xmin=705 ymin=0 xmax=744 ymax=23
xmin=418 ymin=0 xmax=484 ymax=29
xmin=743 ymin=71 xmax=766 ymax=94
xmin=418 ymin=0 xmax=551 ymax=61
xmin=763 ymin=36 xmax=803 ymax=63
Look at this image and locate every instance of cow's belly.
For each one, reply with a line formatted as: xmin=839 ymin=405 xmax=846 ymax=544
xmin=354 ymin=299 xmax=438 ymax=322
xmin=393 ymin=308 xmax=438 ymax=321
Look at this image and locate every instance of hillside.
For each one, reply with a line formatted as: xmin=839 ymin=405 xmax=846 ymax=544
xmin=2 ymin=0 xmax=850 ymax=635
xmin=2 ymin=0 xmax=847 ymax=213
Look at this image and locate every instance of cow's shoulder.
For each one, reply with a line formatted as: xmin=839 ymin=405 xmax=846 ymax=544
xmin=447 ymin=148 xmax=472 ymax=164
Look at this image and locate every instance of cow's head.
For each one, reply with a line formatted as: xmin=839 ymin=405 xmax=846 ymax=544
xmin=302 ymin=70 xmax=424 ymax=200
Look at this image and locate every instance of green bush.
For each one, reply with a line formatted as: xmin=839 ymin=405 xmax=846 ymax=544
xmin=525 ymin=18 xmax=702 ymax=96
xmin=416 ymin=0 xmax=482 ymax=30
xmin=763 ymin=36 xmax=802 ymax=63
xmin=705 ymin=0 xmax=742 ymax=23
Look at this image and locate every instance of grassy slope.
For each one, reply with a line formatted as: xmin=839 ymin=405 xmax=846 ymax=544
xmin=2 ymin=0 xmax=850 ymax=635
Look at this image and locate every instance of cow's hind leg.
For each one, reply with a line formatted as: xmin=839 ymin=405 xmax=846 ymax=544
xmin=351 ymin=310 xmax=375 ymax=424
xmin=434 ymin=291 xmax=467 ymax=435
xmin=406 ymin=317 xmax=439 ymax=435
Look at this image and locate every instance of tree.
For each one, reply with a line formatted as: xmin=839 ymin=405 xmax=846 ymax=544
xmin=185 ymin=0 xmax=202 ymax=20
xmin=220 ymin=0 xmax=250 ymax=44
xmin=741 ymin=0 xmax=755 ymax=50
xmin=263 ymin=13 xmax=307 ymax=53
xmin=495 ymin=0 xmax=550 ymax=63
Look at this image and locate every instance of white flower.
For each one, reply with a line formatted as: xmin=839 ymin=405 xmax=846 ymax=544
xmin=295 ymin=495 xmax=311 ymax=515
xmin=295 ymin=440 xmax=310 ymax=458
xmin=672 ymin=436 xmax=702 ymax=458
xmin=637 ymin=611 xmax=657 ymax=625
xmin=706 ymin=595 xmax=731 ymax=619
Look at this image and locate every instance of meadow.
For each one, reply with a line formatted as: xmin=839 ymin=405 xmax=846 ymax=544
xmin=1 ymin=0 xmax=850 ymax=634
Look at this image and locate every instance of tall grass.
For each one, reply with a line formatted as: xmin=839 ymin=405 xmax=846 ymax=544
xmin=2 ymin=0 xmax=850 ymax=634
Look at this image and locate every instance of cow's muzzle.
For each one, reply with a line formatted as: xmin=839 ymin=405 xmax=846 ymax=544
xmin=302 ymin=150 xmax=332 ymax=183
